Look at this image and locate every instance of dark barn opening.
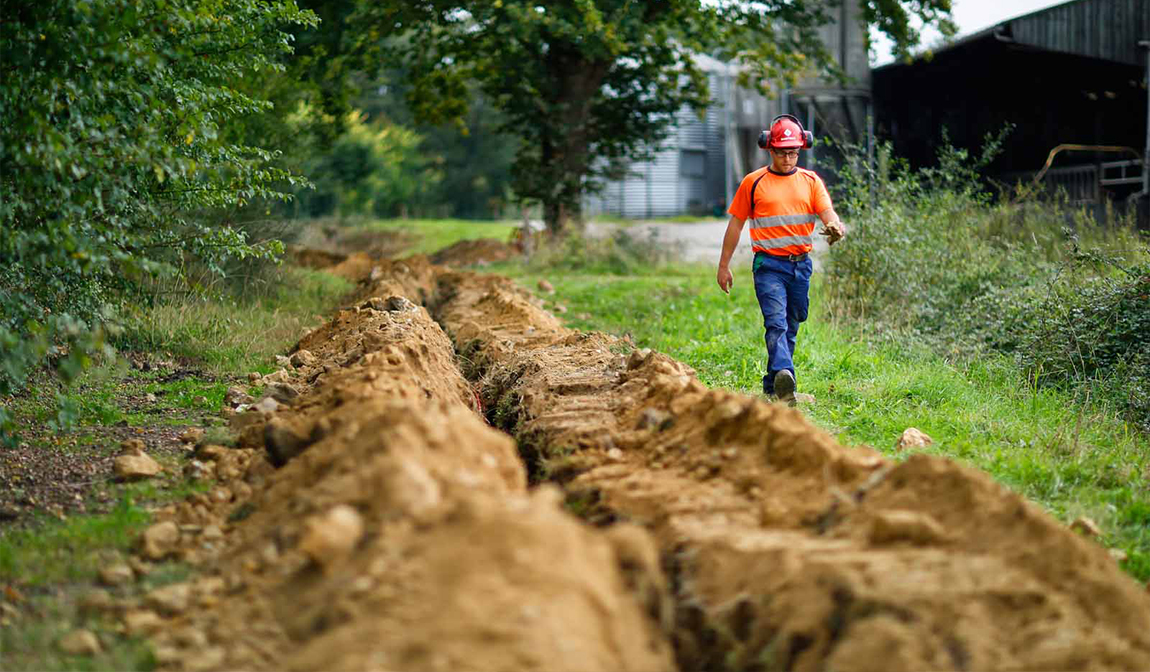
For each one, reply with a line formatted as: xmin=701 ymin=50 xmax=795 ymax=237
xmin=873 ymin=0 xmax=1150 ymax=224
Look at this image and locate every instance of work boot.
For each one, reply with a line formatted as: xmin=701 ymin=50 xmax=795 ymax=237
xmin=772 ymin=369 xmax=796 ymax=406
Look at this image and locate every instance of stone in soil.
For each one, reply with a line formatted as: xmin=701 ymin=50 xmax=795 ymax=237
xmin=139 ymin=521 xmax=180 ymax=560
xmin=179 ymin=428 xmax=205 ymax=444
xmin=113 ymin=453 xmax=163 ymax=481
xmin=59 ymin=629 xmax=102 ymax=656
xmin=98 ymin=564 xmax=135 ymax=586
xmin=896 ymin=427 xmax=933 ymax=450
xmin=146 ymin=583 xmax=191 ymax=615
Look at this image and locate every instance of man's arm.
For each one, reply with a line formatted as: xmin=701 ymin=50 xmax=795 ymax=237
xmin=817 ymin=207 xmax=845 ymax=245
xmin=716 ymin=215 xmax=745 ymax=294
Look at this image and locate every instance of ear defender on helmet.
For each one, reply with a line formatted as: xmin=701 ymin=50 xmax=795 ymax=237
xmin=759 ymin=114 xmax=813 ymax=150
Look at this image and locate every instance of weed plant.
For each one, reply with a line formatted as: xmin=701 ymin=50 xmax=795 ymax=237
xmin=825 ymin=137 xmax=1150 ymax=430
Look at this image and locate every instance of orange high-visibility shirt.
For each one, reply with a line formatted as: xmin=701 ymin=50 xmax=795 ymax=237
xmin=727 ymin=167 xmax=833 ymax=257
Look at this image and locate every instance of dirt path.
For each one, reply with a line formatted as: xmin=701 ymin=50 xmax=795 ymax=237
xmin=106 ymin=245 xmax=1150 ymax=671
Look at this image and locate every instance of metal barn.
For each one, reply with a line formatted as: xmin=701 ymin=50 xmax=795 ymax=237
xmin=872 ymin=0 xmax=1150 ymax=217
xmin=584 ymin=1 xmax=873 ymax=219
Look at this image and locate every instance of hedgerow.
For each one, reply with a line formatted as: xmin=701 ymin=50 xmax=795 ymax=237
xmin=1 ymin=0 xmax=318 ymax=436
xmin=825 ymin=137 xmax=1150 ymax=431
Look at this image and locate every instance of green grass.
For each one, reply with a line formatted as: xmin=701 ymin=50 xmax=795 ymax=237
xmin=362 ymin=218 xmax=520 ymax=256
xmin=0 ymin=493 xmax=197 ymax=671
xmin=491 ymin=259 xmax=1150 ymax=582
xmin=115 ymin=266 xmax=352 ymax=376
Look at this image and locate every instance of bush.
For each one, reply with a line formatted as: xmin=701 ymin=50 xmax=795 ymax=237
xmin=998 ymin=251 xmax=1150 ymax=431
xmin=824 ymin=136 xmax=1150 ymax=429
xmin=0 ymin=0 xmax=318 ymax=434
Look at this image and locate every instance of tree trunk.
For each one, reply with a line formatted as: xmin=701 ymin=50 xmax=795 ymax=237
xmin=537 ymin=52 xmax=611 ymax=238
xmin=543 ymin=200 xmax=567 ymax=237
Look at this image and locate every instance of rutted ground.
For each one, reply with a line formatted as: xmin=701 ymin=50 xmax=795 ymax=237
xmin=114 ymin=246 xmax=1150 ymax=671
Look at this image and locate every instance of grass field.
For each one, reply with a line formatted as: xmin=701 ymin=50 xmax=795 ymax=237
xmin=492 ymin=259 xmax=1150 ymax=581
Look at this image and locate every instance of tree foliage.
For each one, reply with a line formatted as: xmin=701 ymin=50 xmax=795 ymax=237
xmin=0 ymin=0 xmax=317 ymax=421
xmin=358 ymin=0 xmax=954 ymax=234
xmin=288 ymin=107 xmax=444 ymax=219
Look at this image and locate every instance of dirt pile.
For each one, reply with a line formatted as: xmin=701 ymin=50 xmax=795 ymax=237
xmin=134 ymin=285 xmax=674 ymax=671
xmin=118 ymin=246 xmax=1150 ymax=672
xmin=431 ymin=269 xmax=1150 ymax=671
xmin=430 ymin=237 xmax=520 ymax=267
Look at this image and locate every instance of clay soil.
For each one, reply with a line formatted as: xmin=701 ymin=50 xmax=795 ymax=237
xmin=106 ymin=243 xmax=1150 ymax=671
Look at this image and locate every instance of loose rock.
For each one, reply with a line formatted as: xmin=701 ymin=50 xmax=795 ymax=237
xmin=58 ymin=629 xmax=101 ymax=656
xmin=140 ymin=521 xmax=180 ymax=560
xmin=289 ymin=350 xmax=316 ymax=368
xmin=98 ymin=564 xmax=135 ymax=587
xmin=266 ymin=382 xmax=300 ymax=403
xmin=119 ymin=438 xmax=146 ymax=455
xmin=179 ymin=427 xmax=205 ymax=444
xmin=895 ymin=427 xmax=933 ymax=450
xmin=298 ymin=505 xmax=364 ymax=571
xmin=114 ymin=453 xmax=163 ymax=481
xmin=224 ymin=386 xmax=253 ymax=407
xmin=78 ymin=589 xmax=114 ymax=615
xmin=146 ymin=583 xmax=191 ymax=615
xmin=123 ymin=609 xmax=164 ymax=636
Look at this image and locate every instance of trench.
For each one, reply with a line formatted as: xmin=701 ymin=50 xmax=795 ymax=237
xmin=130 ymin=251 xmax=1150 ymax=672
xmin=419 ymin=264 xmax=1150 ymax=672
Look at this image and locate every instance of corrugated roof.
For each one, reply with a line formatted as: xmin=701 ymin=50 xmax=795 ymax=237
xmin=879 ymin=0 xmax=1148 ymax=67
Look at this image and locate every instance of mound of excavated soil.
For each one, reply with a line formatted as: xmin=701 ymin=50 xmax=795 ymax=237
xmin=286 ymin=245 xmax=348 ymax=270
xmin=429 ymin=237 xmax=520 ymax=267
xmin=430 ymin=269 xmax=1150 ymax=671
xmin=127 ymin=242 xmax=1150 ymax=672
xmin=135 ymin=284 xmax=673 ymax=671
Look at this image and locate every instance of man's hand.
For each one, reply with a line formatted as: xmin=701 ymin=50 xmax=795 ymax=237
xmin=716 ymin=265 xmax=733 ymax=294
xmin=820 ymin=221 xmax=845 ymax=246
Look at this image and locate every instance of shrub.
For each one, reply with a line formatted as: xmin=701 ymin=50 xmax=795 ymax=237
xmin=824 ymin=135 xmax=1150 ymax=429
xmin=1 ymin=0 xmax=318 ymax=435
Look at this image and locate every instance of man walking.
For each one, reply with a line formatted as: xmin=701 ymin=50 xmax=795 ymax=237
xmin=716 ymin=114 xmax=845 ymax=404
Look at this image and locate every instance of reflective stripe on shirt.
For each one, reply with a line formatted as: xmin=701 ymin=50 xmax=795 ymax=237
xmin=749 ymin=214 xmax=817 ymax=229
xmin=750 ymin=234 xmax=813 ymax=250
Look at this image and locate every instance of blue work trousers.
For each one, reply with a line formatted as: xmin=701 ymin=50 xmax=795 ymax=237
xmin=752 ymin=252 xmax=812 ymax=394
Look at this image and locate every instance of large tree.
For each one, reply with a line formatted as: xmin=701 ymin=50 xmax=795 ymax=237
xmin=360 ymin=0 xmax=954 ymax=234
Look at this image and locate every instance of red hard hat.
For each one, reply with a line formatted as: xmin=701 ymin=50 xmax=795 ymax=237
xmin=758 ymin=114 xmax=813 ymax=150
xmin=769 ymin=117 xmax=805 ymax=148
